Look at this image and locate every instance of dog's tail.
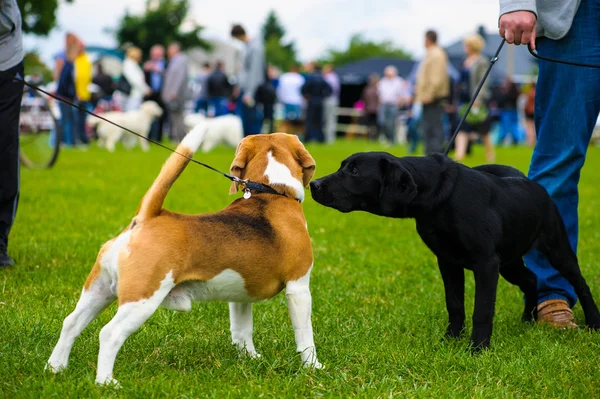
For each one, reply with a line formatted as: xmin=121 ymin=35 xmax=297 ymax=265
xmin=136 ymin=124 xmax=207 ymax=221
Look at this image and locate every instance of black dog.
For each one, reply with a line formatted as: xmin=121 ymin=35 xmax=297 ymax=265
xmin=310 ymin=152 xmax=600 ymax=349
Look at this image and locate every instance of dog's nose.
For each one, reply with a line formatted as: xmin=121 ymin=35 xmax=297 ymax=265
xmin=310 ymin=180 xmax=321 ymax=191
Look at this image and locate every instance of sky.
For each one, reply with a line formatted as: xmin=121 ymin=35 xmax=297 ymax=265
xmin=24 ymin=0 xmax=502 ymax=65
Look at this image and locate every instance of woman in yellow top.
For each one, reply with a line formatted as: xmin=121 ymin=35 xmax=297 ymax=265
xmin=73 ymin=40 xmax=93 ymax=145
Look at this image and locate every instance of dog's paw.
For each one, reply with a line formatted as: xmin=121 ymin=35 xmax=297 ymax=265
xmin=303 ymin=359 xmax=324 ymax=370
xmin=45 ymin=362 xmax=66 ymax=374
xmin=96 ymin=376 xmax=121 ymax=388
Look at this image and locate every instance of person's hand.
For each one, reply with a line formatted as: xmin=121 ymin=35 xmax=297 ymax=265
xmin=420 ymin=96 xmax=432 ymax=105
xmin=143 ymin=61 xmax=154 ymax=71
xmin=499 ymin=11 xmax=537 ymax=49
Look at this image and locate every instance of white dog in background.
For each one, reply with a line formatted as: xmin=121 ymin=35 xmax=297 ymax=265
xmin=184 ymin=113 xmax=243 ymax=153
xmin=90 ymin=101 xmax=163 ymax=152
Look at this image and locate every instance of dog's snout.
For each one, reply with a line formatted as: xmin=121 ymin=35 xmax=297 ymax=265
xmin=310 ymin=180 xmax=321 ymax=191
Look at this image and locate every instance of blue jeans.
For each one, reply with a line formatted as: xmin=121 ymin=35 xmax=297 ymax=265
xmin=59 ymin=102 xmax=75 ymax=146
xmin=236 ymin=93 xmax=263 ymax=136
xmin=497 ymin=109 xmax=520 ymax=144
xmin=379 ymin=103 xmax=398 ymax=143
xmin=524 ymin=0 xmax=600 ymax=307
xmin=75 ymin=101 xmax=91 ymax=145
xmin=195 ymin=98 xmax=209 ymax=114
xmin=211 ymin=97 xmax=229 ymax=117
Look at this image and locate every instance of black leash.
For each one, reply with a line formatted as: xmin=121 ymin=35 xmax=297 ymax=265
xmin=3 ymin=69 xmax=293 ymax=201
xmin=528 ymin=44 xmax=600 ymax=69
xmin=443 ymin=39 xmax=505 ymax=156
xmin=444 ymin=38 xmax=600 ymax=156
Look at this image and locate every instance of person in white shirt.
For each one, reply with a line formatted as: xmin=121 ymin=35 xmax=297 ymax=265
xmin=122 ymin=46 xmax=150 ymax=111
xmin=277 ymin=65 xmax=305 ymax=124
xmin=377 ymin=66 xmax=408 ymax=144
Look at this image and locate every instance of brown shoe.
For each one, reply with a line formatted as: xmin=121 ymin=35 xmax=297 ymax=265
xmin=537 ymin=299 xmax=577 ymax=329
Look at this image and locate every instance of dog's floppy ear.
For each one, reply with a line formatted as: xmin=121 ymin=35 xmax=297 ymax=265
xmin=295 ymin=138 xmax=316 ymax=187
xmin=229 ymin=140 xmax=251 ymax=194
xmin=379 ymin=158 xmax=417 ymax=214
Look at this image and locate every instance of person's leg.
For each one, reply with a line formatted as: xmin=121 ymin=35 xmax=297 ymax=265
xmin=509 ymin=109 xmax=520 ymax=144
xmin=76 ymin=102 xmax=90 ymax=145
xmin=525 ymin=0 xmax=600 ymax=307
xmin=304 ymin=104 xmax=314 ymax=143
xmin=421 ymin=105 xmax=433 ymax=154
xmin=324 ymin=98 xmax=337 ymax=143
xmin=59 ymin=102 xmax=74 ymax=146
xmin=314 ymin=103 xmax=325 ymax=143
xmin=454 ymin=132 xmax=469 ymax=160
xmin=426 ymin=104 xmax=445 ymax=154
xmin=0 ymin=62 xmax=24 ymax=264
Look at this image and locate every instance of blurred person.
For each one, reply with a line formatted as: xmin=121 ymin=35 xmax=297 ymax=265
xmin=0 ymin=0 xmax=24 ymax=267
xmin=73 ymin=39 xmax=93 ymax=146
xmin=144 ymin=44 xmax=167 ymax=142
xmin=231 ymin=24 xmax=265 ymax=136
xmin=500 ymin=0 xmax=600 ymax=326
xmin=322 ymin=64 xmax=340 ymax=143
xmin=524 ymin=82 xmax=536 ymax=146
xmin=454 ymin=34 xmax=494 ymax=162
xmin=93 ymin=63 xmax=115 ymax=102
xmin=53 ymin=32 xmax=78 ymax=82
xmin=301 ymin=63 xmax=333 ymax=143
xmin=361 ymin=73 xmax=380 ymax=141
xmin=122 ymin=46 xmax=150 ymax=112
xmin=377 ymin=65 xmax=406 ymax=144
xmin=162 ymin=42 xmax=189 ymax=142
xmin=276 ymin=64 xmax=305 ymax=134
xmin=255 ymin=65 xmax=277 ymax=133
xmin=55 ymin=38 xmax=79 ymax=146
xmin=496 ymin=77 xmax=521 ymax=145
xmin=207 ymin=60 xmax=232 ymax=117
xmin=194 ymin=62 xmax=211 ymax=114
xmin=415 ymin=30 xmax=449 ymax=154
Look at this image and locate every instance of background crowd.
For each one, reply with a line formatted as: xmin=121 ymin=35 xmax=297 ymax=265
xmin=49 ymin=25 xmax=539 ymax=163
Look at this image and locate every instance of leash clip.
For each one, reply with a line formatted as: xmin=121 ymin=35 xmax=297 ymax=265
xmin=232 ymin=176 xmax=252 ymax=199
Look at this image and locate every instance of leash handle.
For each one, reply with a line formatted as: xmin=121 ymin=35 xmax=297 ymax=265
xmin=443 ymin=39 xmax=506 ymax=156
xmin=527 ymin=44 xmax=600 ymax=69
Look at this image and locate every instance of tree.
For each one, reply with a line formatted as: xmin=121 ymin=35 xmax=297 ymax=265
xmin=114 ymin=0 xmax=211 ymax=57
xmin=23 ymin=51 xmax=53 ymax=82
xmin=320 ymin=34 xmax=413 ymax=67
xmin=17 ymin=0 xmax=74 ymax=36
xmin=261 ymin=10 xmax=298 ymax=71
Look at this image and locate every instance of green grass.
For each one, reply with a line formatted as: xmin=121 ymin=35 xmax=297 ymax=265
xmin=2 ymin=140 xmax=600 ymax=398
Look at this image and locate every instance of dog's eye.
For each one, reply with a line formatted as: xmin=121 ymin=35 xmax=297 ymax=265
xmin=351 ymin=168 xmax=358 ymax=175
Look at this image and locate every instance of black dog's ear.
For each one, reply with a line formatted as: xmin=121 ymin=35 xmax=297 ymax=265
xmin=379 ymin=158 xmax=418 ymax=215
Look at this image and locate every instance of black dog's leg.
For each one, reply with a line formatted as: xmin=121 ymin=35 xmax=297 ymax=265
xmin=438 ymin=259 xmax=465 ymax=338
xmin=471 ymin=259 xmax=500 ymax=351
xmin=539 ymin=226 xmax=600 ymax=329
xmin=499 ymin=259 xmax=538 ymax=322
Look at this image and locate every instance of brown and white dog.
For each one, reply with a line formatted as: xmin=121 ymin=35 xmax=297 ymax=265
xmin=46 ymin=127 xmax=321 ymax=385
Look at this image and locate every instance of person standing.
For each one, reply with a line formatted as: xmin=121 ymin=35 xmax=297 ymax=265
xmin=454 ymin=34 xmax=494 ymax=162
xmin=301 ymin=63 xmax=333 ymax=143
xmin=500 ymin=0 xmax=600 ymax=327
xmin=144 ymin=44 xmax=167 ymax=142
xmin=194 ymin=62 xmax=211 ymax=114
xmin=230 ymin=24 xmax=266 ymax=136
xmin=122 ymin=46 xmax=150 ymax=112
xmin=377 ymin=66 xmax=406 ymax=144
xmin=276 ymin=64 xmax=305 ymax=134
xmin=496 ymin=77 xmax=521 ymax=145
xmin=415 ymin=30 xmax=449 ymax=154
xmin=361 ymin=73 xmax=380 ymax=141
xmin=55 ymin=38 xmax=78 ymax=146
xmin=0 ymin=0 xmax=24 ymax=267
xmin=322 ymin=64 xmax=340 ymax=143
xmin=162 ymin=42 xmax=189 ymax=143
xmin=73 ymin=39 xmax=93 ymax=146
xmin=206 ymin=60 xmax=232 ymax=117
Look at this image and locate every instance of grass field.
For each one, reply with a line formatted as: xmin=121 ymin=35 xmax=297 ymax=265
xmin=2 ymin=140 xmax=600 ymax=398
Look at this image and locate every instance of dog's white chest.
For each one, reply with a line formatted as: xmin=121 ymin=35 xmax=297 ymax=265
xmin=186 ymin=269 xmax=255 ymax=303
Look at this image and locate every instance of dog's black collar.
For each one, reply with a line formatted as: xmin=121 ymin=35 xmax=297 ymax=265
xmin=235 ymin=178 xmax=301 ymax=203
